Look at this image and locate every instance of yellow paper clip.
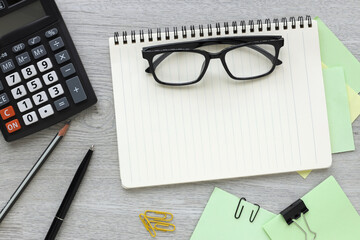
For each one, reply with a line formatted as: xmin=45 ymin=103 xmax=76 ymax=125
xmin=150 ymin=220 xmax=176 ymax=232
xmin=145 ymin=210 xmax=173 ymax=222
xmin=139 ymin=213 xmax=156 ymax=238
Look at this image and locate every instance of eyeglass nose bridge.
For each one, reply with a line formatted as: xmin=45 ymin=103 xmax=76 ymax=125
xmin=208 ymin=52 xmax=223 ymax=60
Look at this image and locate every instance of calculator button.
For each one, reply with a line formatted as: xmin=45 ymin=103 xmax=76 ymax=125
xmin=21 ymin=65 xmax=37 ymax=79
xmin=60 ymin=63 xmax=76 ymax=78
xmin=5 ymin=72 xmax=21 ymax=87
xmin=54 ymin=97 xmax=70 ymax=111
xmin=48 ymin=84 xmax=64 ymax=98
xmin=16 ymin=52 xmax=31 ymax=66
xmin=38 ymin=104 xmax=54 ymax=119
xmin=0 ymin=106 xmax=15 ymax=120
xmin=12 ymin=43 xmax=25 ymax=53
xmin=0 ymin=93 xmax=9 ymax=107
xmin=1 ymin=59 xmax=15 ymax=73
xmin=23 ymin=111 xmax=38 ymax=125
xmin=31 ymin=45 xmax=47 ymax=59
xmin=11 ymin=85 xmax=27 ymax=100
xmin=55 ymin=50 xmax=70 ymax=65
xmin=32 ymin=91 xmax=48 ymax=105
xmin=6 ymin=119 xmax=21 ymax=133
xmin=49 ymin=37 xmax=64 ymax=51
xmin=42 ymin=71 xmax=58 ymax=85
xmin=37 ymin=58 xmax=53 ymax=72
xmin=0 ymin=81 xmax=3 ymax=91
xmin=66 ymin=77 xmax=87 ymax=104
xmin=45 ymin=28 xmax=58 ymax=38
xmin=27 ymin=78 xmax=43 ymax=93
xmin=28 ymin=36 xmax=41 ymax=46
xmin=17 ymin=98 xmax=33 ymax=112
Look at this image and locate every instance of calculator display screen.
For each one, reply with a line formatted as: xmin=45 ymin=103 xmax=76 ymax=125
xmin=0 ymin=0 xmax=46 ymax=38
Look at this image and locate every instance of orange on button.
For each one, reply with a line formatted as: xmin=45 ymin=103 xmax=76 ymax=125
xmin=0 ymin=106 xmax=15 ymax=120
xmin=6 ymin=119 xmax=21 ymax=133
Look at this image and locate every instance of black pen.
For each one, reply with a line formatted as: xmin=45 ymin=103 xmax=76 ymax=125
xmin=45 ymin=145 xmax=94 ymax=240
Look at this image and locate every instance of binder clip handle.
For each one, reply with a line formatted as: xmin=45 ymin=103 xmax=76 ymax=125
xmin=281 ymin=199 xmax=308 ymax=225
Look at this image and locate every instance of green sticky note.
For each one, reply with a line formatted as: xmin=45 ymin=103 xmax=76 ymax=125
xmin=316 ymin=17 xmax=360 ymax=94
xmin=323 ymin=67 xmax=354 ymax=153
xmin=191 ymin=188 xmax=275 ymax=240
xmin=263 ymin=176 xmax=360 ymax=240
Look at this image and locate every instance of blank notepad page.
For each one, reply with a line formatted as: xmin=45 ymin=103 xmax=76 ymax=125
xmin=109 ymin=20 xmax=332 ymax=188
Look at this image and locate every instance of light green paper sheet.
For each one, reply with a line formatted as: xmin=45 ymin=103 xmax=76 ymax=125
xmin=191 ymin=188 xmax=275 ymax=240
xmin=316 ymin=17 xmax=360 ymax=95
xmin=263 ymin=176 xmax=360 ymax=240
xmin=323 ymin=67 xmax=354 ymax=153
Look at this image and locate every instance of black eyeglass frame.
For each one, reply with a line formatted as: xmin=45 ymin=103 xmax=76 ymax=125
xmin=142 ymin=36 xmax=284 ymax=86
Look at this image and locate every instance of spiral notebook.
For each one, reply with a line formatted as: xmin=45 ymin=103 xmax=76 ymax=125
xmin=109 ymin=17 xmax=332 ymax=188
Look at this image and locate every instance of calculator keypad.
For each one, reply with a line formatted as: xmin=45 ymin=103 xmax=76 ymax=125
xmin=0 ymin=23 xmax=96 ymax=141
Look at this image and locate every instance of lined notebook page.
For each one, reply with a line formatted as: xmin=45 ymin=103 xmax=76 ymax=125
xmin=109 ymin=20 xmax=332 ymax=188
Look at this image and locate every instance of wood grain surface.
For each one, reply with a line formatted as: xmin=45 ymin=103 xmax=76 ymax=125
xmin=0 ymin=0 xmax=359 ymax=239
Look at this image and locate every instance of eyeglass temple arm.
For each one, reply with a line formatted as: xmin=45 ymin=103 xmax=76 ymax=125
xmin=145 ymin=45 xmax=282 ymax=73
xmin=248 ymin=45 xmax=283 ymax=65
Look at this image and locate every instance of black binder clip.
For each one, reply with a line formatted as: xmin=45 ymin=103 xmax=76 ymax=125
xmin=281 ymin=199 xmax=317 ymax=240
xmin=234 ymin=197 xmax=260 ymax=223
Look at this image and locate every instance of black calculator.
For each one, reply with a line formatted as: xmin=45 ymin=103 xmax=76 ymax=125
xmin=0 ymin=0 xmax=97 ymax=142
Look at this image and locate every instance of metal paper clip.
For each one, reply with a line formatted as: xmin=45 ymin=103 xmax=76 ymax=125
xmin=145 ymin=210 xmax=173 ymax=222
xmin=150 ymin=220 xmax=176 ymax=232
xmin=281 ymin=199 xmax=317 ymax=240
xmin=139 ymin=213 xmax=156 ymax=238
xmin=234 ymin=197 xmax=260 ymax=223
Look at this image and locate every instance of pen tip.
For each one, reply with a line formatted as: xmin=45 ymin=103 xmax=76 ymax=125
xmin=59 ymin=121 xmax=71 ymax=137
xmin=90 ymin=145 xmax=95 ymax=151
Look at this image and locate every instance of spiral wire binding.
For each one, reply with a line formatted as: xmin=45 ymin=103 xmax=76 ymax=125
xmin=190 ymin=25 xmax=196 ymax=37
xmin=216 ymin=23 xmax=221 ymax=35
xmin=298 ymin=16 xmax=304 ymax=28
xmin=114 ymin=16 xmax=313 ymax=45
xmin=240 ymin=20 xmax=246 ymax=33
xmin=265 ymin=19 xmax=271 ymax=31
xmin=199 ymin=25 xmax=204 ymax=37
xmin=208 ymin=24 xmax=213 ymax=36
xmin=232 ymin=21 xmax=238 ymax=34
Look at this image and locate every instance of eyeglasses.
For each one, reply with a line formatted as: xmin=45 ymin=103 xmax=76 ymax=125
xmin=142 ymin=36 xmax=284 ymax=86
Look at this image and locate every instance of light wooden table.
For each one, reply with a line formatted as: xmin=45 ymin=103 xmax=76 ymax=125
xmin=0 ymin=0 xmax=359 ymax=239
